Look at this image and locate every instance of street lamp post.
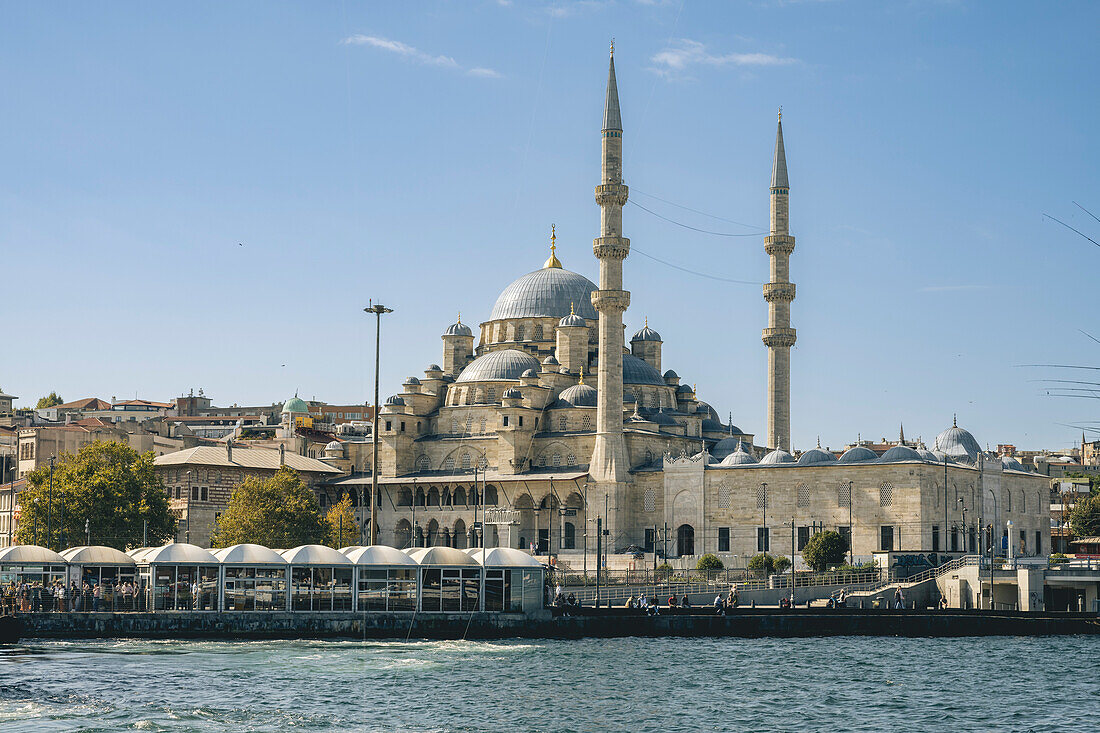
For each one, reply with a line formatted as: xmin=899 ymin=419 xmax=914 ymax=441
xmin=760 ymin=482 xmax=768 ymax=558
xmin=85 ymin=518 xmax=90 ymax=546
xmin=987 ymin=489 xmax=998 ymax=610
xmin=365 ymin=301 xmax=394 ymax=546
xmin=46 ymin=456 xmax=55 ymax=549
xmin=847 ymin=480 xmax=854 ymax=565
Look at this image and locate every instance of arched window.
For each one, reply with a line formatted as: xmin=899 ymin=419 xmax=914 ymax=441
xmin=718 ymin=486 xmax=730 ymax=509
xmin=533 ymin=324 xmax=544 ymax=341
xmin=442 ymin=488 xmax=452 ymax=506
xmin=486 ymin=387 xmax=496 ymax=403
xmin=416 ymin=455 xmax=431 ymax=472
xmin=454 ymin=487 xmax=467 ymax=506
xmin=566 ymin=452 xmax=576 ymax=465
xmin=462 ymin=453 xmax=472 ymax=469
xmin=581 ymin=414 xmax=593 ymax=430
xmin=443 ymin=457 xmax=456 ymax=471
xmin=428 ymin=487 xmax=440 ymax=507
xmin=677 ymin=525 xmax=695 ymax=556
xmin=415 ymin=487 xmax=427 ymax=507
xmin=644 ymin=448 xmax=653 ymax=464
xmin=538 ymin=455 xmax=548 ymax=467
xmin=559 ymin=415 xmax=568 ymax=432
xmin=395 ymin=519 xmax=413 ymax=549
xmin=1005 ymin=490 xmax=1011 ymax=512
xmin=552 ymin=453 xmax=562 ymax=467
xmin=479 ymin=417 xmax=487 ymax=433
xmin=838 ymin=482 xmax=851 ymax=508
xmin=450 ymin=418 xmax=459 ymax=434
xmin=398 ymin=488 xmax=413 ymax=506
xmin=465 ymin=416 xmax=473 ymax=433
xmin=477 ymin=456 xmax=488 ymax=469
xmin=470 ymin=486 xmax=480 ymax=506
xmin=484 ymin=485 xmax=498 ymax=505
xmin=453 ymin=519 xmax=467 ymax=549
xmin=880 ymin=482 xmax=893 ymax=507
xmin=564 ymin=522 xmax=576 ymax=550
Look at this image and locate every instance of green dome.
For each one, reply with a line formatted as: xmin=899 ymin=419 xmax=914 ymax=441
xmin=282 ymin=395 xmax=309 ymax=414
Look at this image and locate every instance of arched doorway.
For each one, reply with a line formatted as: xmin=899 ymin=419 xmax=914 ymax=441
xmin=454 ymin=519 xmax=467 ymax=549
xmin=677 ymin=524 xmax=695 ymax=557
xmin=395 ymin=519 xmax=412 ymax=549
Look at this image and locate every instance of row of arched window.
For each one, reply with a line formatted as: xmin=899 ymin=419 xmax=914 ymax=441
xmin=396 ymin=485 xmax=499 ymax=507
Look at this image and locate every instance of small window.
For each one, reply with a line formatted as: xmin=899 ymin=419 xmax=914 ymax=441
xmin=533 ymin=324 xmax=544 ymax=340
xmin=518 ymin=416 xmax=523 ymax=427
xmin=566 ymin=452 xmax=576 ymax=465
xmin=444 ymin=457 xmax=455 ymax=471
xmin=756 ymin=484 xmax=768 ymax=510
xmin=643 ymin=488 xmax=655 ymax=512
xmin=400 ymin=421 xmax=406 ymax=433
xmin=480 ymin=417 xmax=487 ymax=433
xmin=552 ymin=453 xmax=562 ymax=467
xmin=503 ymin=416 xmax=510 ymax=427
xmin=797 ymin=526 xmax=810 ymax=551
xmin=718 ymin=527 xmax=730 ymax=552
xmin=515 ymin=325 xmax=525 ymax=341
xmin=477 ymin=456 xmax=488 ymax=469
xmin=757 ymin=527 xmax=770 ymax=552
xmin=385 ymin=420 xmax=392 ymax=431
xmin=932 ymin=525 xmax=940 ymax=552
xmin=200 ymin=486 xmax=208 ymax=502
xmin=559 ymin=416 xmax=568 ymax=432
xmin=879 ymin=482 xmax=893 ymax=507
xmin=451 ymin=418 xmax=459 ymax=434
xmin=880 ymin=525 xmax=894 ymax=552
xmin=838 ymin=482 xmax=851 ymax=508
xmin=462 ymin=453 xmax=471 ymax=469
xmin=797 ymin=484 xmax=809 ymax=507
xmin=486 ymin=388 xmax=496 ymax=403
xmin=718 ymin=487 xmax=730 ymax=509
xmin=581 ymin=414 xmax=593 ymax=430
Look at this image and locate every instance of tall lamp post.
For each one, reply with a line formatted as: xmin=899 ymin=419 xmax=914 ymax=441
xmin=760 ymin=482 xmax=768 ymax=557
xmin=46 ymin=456 xmax=55 ymax=549
xmin=987 ymin=488 xmax=998 ymax=611
xmin=364 ymin=301 xmax=393 ymax=546
xmin=847 ymin=480 xmax=854 ymax=565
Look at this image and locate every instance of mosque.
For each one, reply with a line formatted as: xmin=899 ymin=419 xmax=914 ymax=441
xmin=324 ymin=50 xmax=1049 ymax=571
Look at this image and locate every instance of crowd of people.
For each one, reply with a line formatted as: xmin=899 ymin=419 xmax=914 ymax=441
xmin=1 ymin=579 xmax=146 ymax=614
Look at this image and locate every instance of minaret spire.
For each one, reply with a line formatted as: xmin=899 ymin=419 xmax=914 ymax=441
xmin=763 ymin=109 xmax=796 ymax=450
xmin=590 ymin=43 xmax=631 ymax=520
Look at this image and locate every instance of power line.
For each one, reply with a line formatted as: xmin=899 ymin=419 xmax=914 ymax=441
xmin=632 ymin=188 xmax=765 ymax=231
xmin=1043 ymin=212 xmax=1099 ymax=248
xmin=1017 ymin=364 xmax=1100 ymax=371
xmin=631 ymin=246 xmax=761 ymax=285
xmin=1073 ymin=201 xmax=1100 ymax=226
xmin=629 ymin=200 xmax=767 ymax=237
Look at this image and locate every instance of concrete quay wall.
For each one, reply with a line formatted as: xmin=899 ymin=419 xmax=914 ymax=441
xmin=15 ymin=608 xmax=1100 ymax=640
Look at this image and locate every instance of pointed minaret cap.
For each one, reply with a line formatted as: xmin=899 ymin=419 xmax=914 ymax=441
xmin=771 ymin=107 xmax=788 ymax=189
xmin=603 ymin=43 xmax=622 ymax=132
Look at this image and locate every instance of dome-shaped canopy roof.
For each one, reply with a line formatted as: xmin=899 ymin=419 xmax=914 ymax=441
xmin=0 ymin=545 xmax=67 ymax=564
xmin=407 ymin=546 xmax=481 ymax=566
xmin=384 ymin=394 xmax=406 ymax=406
xmin=1001 ymin=455 xmax=1028 ymax=473
xmin=502 ymin=387 xmax=523 ymax=399
xmin=324 ymin=440 xmax=344 ymax=453
xmin=719 ymin=442 xmax=758 ymax=466
xmin=213 ymin=544 xmax=288 ymax=565
xmin=558 ymin=383 xmax=598 ymax=407
xmin=282 ymin=395 xmax=309 ymax=414
xmin=880 ymin=445 xmax=923 ymax=463
xmin=60 ymin=546 xmax=137 ymax=565
xmin=490 ymin=266 xmax=598 ymax=321
xmin=444 ymin=320 xmax=473 ymax=337
xmin=711 ymin=436 xmax=743 ymax=460
xmin=916 ymin=447 xmax=939 ymax=462
xmin=345 ymin=545 xmax=419 ymax=566
xmin=455 ymin=349 xmax=541 ymax=384
xmin=631 ymin=324 xmax=662 ymax=342
xmin=521 ymin=368 xmax=538 ymax=378
xmin=934 ymin=423 xmax=981 ymax=463
xmin=623 ymin=354 xmax=665 ymax=385
xmin=472 ymin=547 xmax=544 ymax=568
xmin=141 ymin=543 xmax=219 ymax=564
xmin=838 ymin=446 xmax=879 ymax=464
xmin=797 ymin=448 xmax=838 ymax=466
xmin=542 ymin=355 xmax=559 ymax=366
xmin=760 ymin=448 xmax=795 ymax=465
xmin=280 ymin=544 xmax=352 ymax=565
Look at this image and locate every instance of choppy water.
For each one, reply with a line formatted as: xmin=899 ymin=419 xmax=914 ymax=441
xmin=1 ymin=635 xmax=1098 ymax=731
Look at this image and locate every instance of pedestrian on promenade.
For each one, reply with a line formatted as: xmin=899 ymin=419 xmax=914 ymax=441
xmin=713 ymin=594 xmax=723 ymax=614
xmin=93 ymin=583 xmax=103 ymax=612
xmin=893 ymin=587 xmax=904 ymax=610
xmin=681 ymin=594 xmax=691 ymax=609
xmin=667 ymin=595 xmax=677 ymax=610
xmin=56 ymin=581 xmax=68 ymax=612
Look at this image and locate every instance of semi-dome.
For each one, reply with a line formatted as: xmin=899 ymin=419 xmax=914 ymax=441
xmin=443 ymin=320 xmax=473 ymax=337
xmin=931 ymin=449 xmax=955 ymax=463
xmin=663 ymin=370 xmax=679 ymax=379
xmin=916 ymin=447 xmax=939 ymax=462
xmin=711 ymin=436 xmax=743 ymax=460
xmin=797 ymin=447 xmax=838 ymax=466
xmin=558 ymin=383 xmax=598 ymax=407
xmin=489 ymin=266 xmax=598 ymax=321
xmin=455 ymin=349 xmax=541 ymax=383
xmin=282 ymin=395 xmax=309 ymax=414
xmin=934 ymin=422 xmax=981 ymax=463
xmin=880 ymin=445 xmax=923 ymax=463
xmin=403 ymin=376 xmax=421 ymax=385
xmin=701 ymin=418 xmax=724 ymax=433
xmin=521 ymin=368 xmax=538 ymax=378
xmin=651 ymin=411 xmax=680 ymax=426
xmin=631 ymin=324 xmax=662 ymax=342
xmin=1001 ymin=455 xmax=1028 ymax=473
xmin=383 ymin=394 xmax=406 ymax=406
xmin=838 ymin=446 xmax=879 ymax=464
xmin=426 ymin=364 xmax=443 ymax=372
xmin=324 ymin=440 xmax=345 ymax=453
xmin=542 ymin=355 xmax=559 ymax=366
xmin=623 ymin=354 xmax=665 ymax=385
xmin=760 ymin=448 xmax=795 ymax=465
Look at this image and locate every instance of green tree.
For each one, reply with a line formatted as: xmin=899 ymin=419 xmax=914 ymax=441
xmin=772 ymin=555 xmax=792 ymax=575
xmin=801 ymin=530 xmax=849 ymax=572
xmin=35 ymin=391 xmax=64 ymax=409
xmin=210 ymin=466 xmax=326 ymax=548
xmin=1068 ymin=494 xmax=1100 ymax=538
xmin=695 ymin=553 xmax=724 ymax=572
xmin=748 ymin=553 xmax=775 ymax=575
xmin=15 ymin=441 xmax=175 ymax=551
xmin=325 ymin=494 xmax=360 ymax=548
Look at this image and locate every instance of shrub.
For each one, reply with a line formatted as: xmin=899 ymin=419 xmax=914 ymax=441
xmin=696 ymin=553 xmax=724 ymax=572
xmin=1049 ymin=553 xmax=1070 ymax=565
xmin=772 ymin=556 xmax=792 ymax=575
xmin=801 ymin=530 xmax=849 ymax=572
xmin=748 ymin=553 xmax=774 ymax=575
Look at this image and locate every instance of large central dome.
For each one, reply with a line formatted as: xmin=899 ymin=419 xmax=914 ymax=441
xmin=489 ymin=266 xmax=598 ymax=321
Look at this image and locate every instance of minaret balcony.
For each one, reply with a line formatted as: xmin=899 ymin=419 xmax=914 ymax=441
xmin=592 ymin=236 xmax=630 ymax=260
xmin=763 ymin=282 xmax=796 ymax=303
xmin=590 ymin=289 xmax=630 ymax=314
xmin=762 ymin=327 xmax=797 ymax=348
xmin=764 ymin=234 xmax=796 ymax=256
xmin=595 ymin=183 xmax=628 ymax=206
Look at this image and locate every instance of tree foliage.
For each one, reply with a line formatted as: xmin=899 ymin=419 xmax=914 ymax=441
xmin=35 ymin=392 xmax=64 ymax=409
xmin=801 ymin=530 xmax=849 ymax=572
xmin=15 ymin=441 xmax=175 ymax=551
xmin=748 ymin=553 xmax=775 ymax=575
xmin=325 ymin=494 xmax=360 ymax=548
xmin=1068 ymin=494 xmax=1100 ymax=538
xmin=210 ymin=466 xmax=326 ymax=548
xmin=772 ymin=555 xmax=792 ymax=575
xmin=695 ymin=553 xmax=724 ymax=571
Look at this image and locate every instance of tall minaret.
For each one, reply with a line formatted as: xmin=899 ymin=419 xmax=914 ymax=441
xmin=590 ymin=44 xmax=631 ymax=495
xmin=763 ymin=109 xmax=796 ymax=450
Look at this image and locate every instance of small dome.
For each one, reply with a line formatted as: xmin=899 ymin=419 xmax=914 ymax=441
xmin=631 ymin=325 xmax=662 ymax=342
xmin=838 ymin=446 xmax=879 ymax=464
xmin=701 ymin=418 xmax=724 ymax=433
xmin=797 ymin=447 xmax=838 ymax=466
xmin=880 ymin=445 xmax=922 ymax=462
xmin=711 ymin=436 xmax=743 ymax=460
xmin=558 ymin=366 xmax=570 ymax=374
xmin=444 ymin=321 xmax=473 ymax=337
xmin=403 ymin=376 xmax=421 ymax=386
xmin=559 ymin=312 xmax=586 ymax=328
xmin=521 ymin=368 xmax=538 ymax=378
xmin=934 ymin=423 xmax=982 ymax=463
xmin=931 ymin=449 xmax=954 ymax=463
xmin=663 ymin=370 xmax=679 ymax=379
xmin=558 ymin=383 xmax=598 ymax=407
xmin=426 ymin=364 xmax=443 ymax=372
xmin=1001 ymin=455 xmax=1028 ymax=472
xmin=384 ymin=394 xmax=406 ymax=406
xmin=282 ymin=395 xmax=309 ymax=414
xmin=719 ymin=442 xmax=758 ymax=466
xmin=542 ymin=355 xmax=559 ymax=366
xmin=503 ymin=387 xmax=523 ymax=399
xmin=324 ymin=440 xmax=345 ymax=455
xmin=623 ymin=354 xmax=665 ymax=386
xmin=916 ymin=447 xmax=939 ymax=462
xmin=455 ymin=349 xmax=542 ymax=384
xmin=676 ymin=384 xmax=693 ymax=394
xmin=759 ymin=448 xmax=796 ymax=465
xmin=651 ymin=411 xmax=680 ymax=426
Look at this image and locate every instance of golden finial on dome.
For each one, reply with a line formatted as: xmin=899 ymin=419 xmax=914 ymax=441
xmin=544 ymin=224 xmax=562 ymax=268
xmin=644 ymin=316 xmax=649 ymax=328
xmin=457 ymin=312 xmax=462 ymax=324
xmin=578 ymin=367 xmax=585 ymax=385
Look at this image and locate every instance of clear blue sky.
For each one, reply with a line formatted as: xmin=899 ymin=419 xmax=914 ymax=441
xmin=3 ymin=1 xmax=1097 ymax=452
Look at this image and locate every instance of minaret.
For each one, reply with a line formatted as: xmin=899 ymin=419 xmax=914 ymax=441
xmin=589 ymin=43 xmax=631 ymax=493
xmin=763 ymin=108 xmax=796 ymax=450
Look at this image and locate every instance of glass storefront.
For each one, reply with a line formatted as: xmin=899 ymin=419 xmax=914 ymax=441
xmin=223 ymin=566 xmax=288 ymax=611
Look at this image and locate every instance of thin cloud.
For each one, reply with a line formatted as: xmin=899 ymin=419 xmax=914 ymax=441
xmin=917 ymin=285 xmax=992 ymax=293
xmin=342 ymin=34 xmax=500 ymax=78
xmin=650 ymin=39 xmax=797 ymax=78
